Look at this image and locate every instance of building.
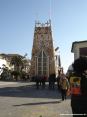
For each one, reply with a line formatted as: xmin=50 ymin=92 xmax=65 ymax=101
xmin=0 ymin=54 xmax=12 ymax=69
xmin=22 ymin=59 xmax=31 ymax=74
xmin=71 ymin=40 xmax=87 ymax=60
xmin=0 ymin=53 xmax=31 ymax=73
xmin=30 ymin=20 xmax=59 ymax=78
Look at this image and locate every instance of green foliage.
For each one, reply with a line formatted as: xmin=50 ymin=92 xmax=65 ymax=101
xmin=39 ymin=115 xmax=42 ymax=117
xmin=11 ymin=70 xmax=21 ymax=81
xmin=11 ymin=71 xmax=20 ymax=76
xmin=10 ymin=55 xmax=24 ymax=71
xmin=11 ymin=55 xmax=23 ymax=65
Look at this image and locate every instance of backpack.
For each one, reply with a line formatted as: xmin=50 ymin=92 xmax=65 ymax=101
xmin=59 ymin=78 xmax=69 ymax=90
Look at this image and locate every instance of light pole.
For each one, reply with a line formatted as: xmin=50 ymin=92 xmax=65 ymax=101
xmin=55 ymin=47 xmax=61 ymax=76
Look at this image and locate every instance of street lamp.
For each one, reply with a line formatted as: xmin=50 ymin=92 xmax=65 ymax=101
xmin=54 ymin=47 xmax=61 ymax=76
xmin=55 ymin=47 xmax=59 ymax=51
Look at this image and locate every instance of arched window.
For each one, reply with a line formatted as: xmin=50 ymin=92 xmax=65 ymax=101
xmin=37 ymin=50 xmax=48 ymax=76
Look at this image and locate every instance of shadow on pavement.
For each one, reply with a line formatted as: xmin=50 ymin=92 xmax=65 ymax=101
xmin=14 ymin=100 xmax=62 ymax=107
xmin=0 ymin=82 xmax=71 ymax=99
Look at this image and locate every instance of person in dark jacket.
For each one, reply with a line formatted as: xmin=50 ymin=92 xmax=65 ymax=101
xmin=80 ymin=70 xmax=87 ymax=115
xmin=49 ymin=74 xmax=56 ymax=89
xmin=70 ymin=57 xmax=87 ymax=117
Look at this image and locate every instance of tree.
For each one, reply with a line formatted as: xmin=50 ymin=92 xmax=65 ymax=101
xmin=10 ymin=55 xmax=23 ymax=71
xmin=10 ymin=55 xmax=24 ymax=80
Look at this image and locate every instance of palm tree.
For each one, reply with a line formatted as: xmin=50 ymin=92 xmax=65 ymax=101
xmin=10 ymin=55 xmax=24 ymax=80
xmin=10 ymin=55 xmax=23 ymax=71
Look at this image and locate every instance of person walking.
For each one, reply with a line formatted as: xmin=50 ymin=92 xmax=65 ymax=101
xmin=35 ymin=75 xmax=40 ymax=89
xmin=59 ymin=74 xmax=70 ymax=101
xmin=49 ymin=74 xmax=56 ymax=89
xmin=56 ymin=74 xmax=61 ymax=91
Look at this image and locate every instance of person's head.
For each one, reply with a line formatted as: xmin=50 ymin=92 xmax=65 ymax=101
xmin=60 ymin=73 xmax=66 ymax=79
xmin=72 ymin=57 xmax=87 ymax=75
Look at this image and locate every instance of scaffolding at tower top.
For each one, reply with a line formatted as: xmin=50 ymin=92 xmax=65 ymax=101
xmin=35 ymin=20 xmax=51 ymax=27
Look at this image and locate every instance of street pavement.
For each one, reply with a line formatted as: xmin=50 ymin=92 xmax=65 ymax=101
xmin=0 ymin=81 xmax=72 ymax=117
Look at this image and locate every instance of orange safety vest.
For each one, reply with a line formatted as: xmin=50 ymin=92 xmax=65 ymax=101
xmin=70 ymin=76 xmax=81 ymax=95
xmin=71 ymin=86 xmax=81 ymax=95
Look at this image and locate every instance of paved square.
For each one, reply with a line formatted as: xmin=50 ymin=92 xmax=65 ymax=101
xmin=0 ymin=81 xmax=72 ymax=117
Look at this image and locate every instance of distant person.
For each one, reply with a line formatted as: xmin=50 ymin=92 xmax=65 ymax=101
xmin=56 ymin=74 xmax=61 ymax=91
xmin=70 ymin=57 xmax=87 ymax=116
xmin=35 ymin=75 xmax=40 ymax=89
xmin=49 ymin=74 xmax=56 ymax=89
xmin=41 ymin=75 xmax=45 ymax=89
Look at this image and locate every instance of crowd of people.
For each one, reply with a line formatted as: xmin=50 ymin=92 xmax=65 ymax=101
xmin=34 ymin=72 xmax=70 ymax=101
xmin=33 ymin=56 xmax=87 ymax=116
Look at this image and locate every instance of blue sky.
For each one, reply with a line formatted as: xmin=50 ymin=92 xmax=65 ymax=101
xmin=0 ymin=0 xmax=87 ymax=73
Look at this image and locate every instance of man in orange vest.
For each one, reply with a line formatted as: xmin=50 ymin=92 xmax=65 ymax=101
xmin=70 ymin=57 xmax=87 ymax=117
xmin=70 ymin=76 xmax=81 ymax=95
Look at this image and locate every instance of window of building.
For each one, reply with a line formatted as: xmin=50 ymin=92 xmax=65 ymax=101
xmin=37 ymin=50 xmax=48 ymax=76
xmin=79 ymin=47 xmax=87 ymax=57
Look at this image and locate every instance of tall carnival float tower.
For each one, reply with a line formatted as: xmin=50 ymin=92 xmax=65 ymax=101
xmin=30 ymin=20 xmax=56 ymax=78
